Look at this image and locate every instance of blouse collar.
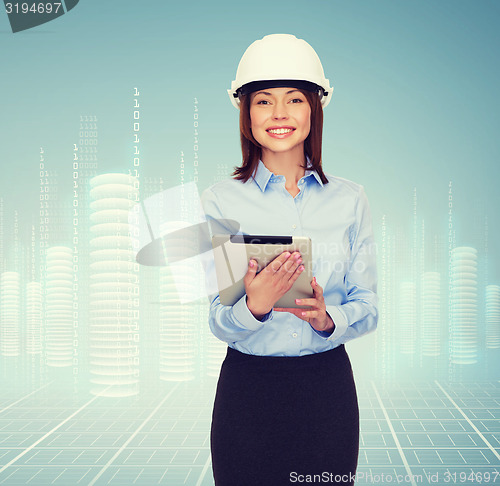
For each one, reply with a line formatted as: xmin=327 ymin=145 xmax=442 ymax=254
xmin=252 ymin=158 xmax=324 ymax=192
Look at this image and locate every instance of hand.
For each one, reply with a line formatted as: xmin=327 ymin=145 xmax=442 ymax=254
xmin=274 ymin=277 xmax=335 ymax=334
xmin=244 ymin=251 xmax=304 ymax=319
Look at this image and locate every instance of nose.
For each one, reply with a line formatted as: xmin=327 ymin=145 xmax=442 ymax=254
xmin=271 ymin=99 xmax=288 ymax=120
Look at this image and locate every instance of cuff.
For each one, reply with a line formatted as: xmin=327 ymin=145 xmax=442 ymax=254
xmin=324 ymin=305 xmax=349 ymax=341
xmin=232 ymin=294 xmax=273 ymax=331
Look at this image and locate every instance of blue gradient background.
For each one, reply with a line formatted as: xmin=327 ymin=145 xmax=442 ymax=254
xmin=1 ymin=0 xmax=499 ymax=373
xmin=1 ymin=0 xmax=499 ymax=245
xmin=0 ymin=1 xmax=499 ymax=484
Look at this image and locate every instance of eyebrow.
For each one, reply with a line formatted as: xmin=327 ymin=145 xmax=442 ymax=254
xmin=254 ymin=89 xmax=300 ymax=96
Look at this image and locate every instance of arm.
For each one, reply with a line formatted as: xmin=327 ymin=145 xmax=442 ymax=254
xmin=323 ymin=186 xmax=378 ymax=343
xmin=208 ymin=293 xmax=272 ymax=344
xmin=200 ymin=187 xmax=273 ymax=345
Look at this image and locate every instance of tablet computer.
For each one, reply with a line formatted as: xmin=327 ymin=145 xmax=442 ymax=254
xmin=211 ymin=234 xmax=313 ymax=308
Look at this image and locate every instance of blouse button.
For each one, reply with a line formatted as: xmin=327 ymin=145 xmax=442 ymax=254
xmin=292 ymin=224 xmax=297 ymax=229
xmin=292 ymin=332 xmax=298 ymax=338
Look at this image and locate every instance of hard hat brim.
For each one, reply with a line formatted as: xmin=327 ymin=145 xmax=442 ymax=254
xmin=228 ymin=79 xmax=333 ymax=109
xmin=236 ymin=79 xmax=325 ymax=98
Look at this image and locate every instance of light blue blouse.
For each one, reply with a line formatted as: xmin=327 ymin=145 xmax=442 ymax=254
xmin=200 ymin=160 xmax=378 ymax=356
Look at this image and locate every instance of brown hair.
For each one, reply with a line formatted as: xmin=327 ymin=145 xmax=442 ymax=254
xmin=231 ymin=89 xmax=329 ymax=185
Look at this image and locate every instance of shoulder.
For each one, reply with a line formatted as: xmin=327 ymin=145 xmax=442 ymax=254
xmin=200 ymin=176 xmax=254 ymax=208
xmin=322 ymin=173 xmax=364 ymax=198
xmin=323 ymin=174 xmax=373 ymax=226
xmin=202 ymin=177 xmax=249 ymax=196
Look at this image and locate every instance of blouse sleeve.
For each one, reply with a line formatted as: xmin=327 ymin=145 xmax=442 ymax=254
xmin=200 ymin=187 xmax=273 ymax=345
xmin=322 ymin=186 xmax=378 ymax=343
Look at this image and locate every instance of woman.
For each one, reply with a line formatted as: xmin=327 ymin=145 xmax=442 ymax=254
xmin=201 ymin=34 xmax=378 ymax=486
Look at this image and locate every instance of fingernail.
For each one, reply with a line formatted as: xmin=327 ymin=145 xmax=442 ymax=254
xmin=284 ymin=252 xmax=290 ymax=258
xmin=249 ymin=260 xmax=254 ymax=267
xmin=299 ymin=266 xmax=304 ymax=272
xmin=295 ymin=299 xmax=301 ymax=303
xmin=301 ymin=312 xmax=306 ymax=316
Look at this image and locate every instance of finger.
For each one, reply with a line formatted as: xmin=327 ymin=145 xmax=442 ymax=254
xmin=312 ymin=277 xmax=324 ymax=298
xmin=278 ymin=252 xmax=302 ymax=277
xmin=243 ymin=259 xmax=258 ymax=285
xmin=295 ymin=298 xmax=320 ymax=307
xmin=300 ymin=309 xmax=320 ymax=319
xmin=267 ymin=251 xmax=291 ymax=273
xmin=286 ymin=263 xmax=305 ymax=284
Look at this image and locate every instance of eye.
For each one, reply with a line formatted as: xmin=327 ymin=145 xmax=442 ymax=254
xmin=256 ymin=99 xmax=271 ymax=105
xmin=290 ymin=98 xmax=304 ymax=104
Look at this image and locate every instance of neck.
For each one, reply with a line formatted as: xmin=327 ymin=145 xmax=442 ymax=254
xmin=261 ymin=145 xmax=307 ymax=185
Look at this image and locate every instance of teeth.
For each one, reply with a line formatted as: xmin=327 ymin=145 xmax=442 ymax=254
xmin=268 ymin=128 xmax=293 ymax=135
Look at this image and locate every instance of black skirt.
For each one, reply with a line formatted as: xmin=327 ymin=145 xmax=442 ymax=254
xmin=211 ymin=345 xmax=359 ymax=486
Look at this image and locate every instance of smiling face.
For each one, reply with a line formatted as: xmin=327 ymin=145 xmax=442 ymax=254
xmin=249 ymin=87 xmax=311 ymax=160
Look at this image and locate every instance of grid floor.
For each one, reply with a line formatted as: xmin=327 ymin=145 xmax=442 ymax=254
xmin=0 ymin=380 xmax=498 ymax=485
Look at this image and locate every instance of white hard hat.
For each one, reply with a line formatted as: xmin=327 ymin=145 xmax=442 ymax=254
xmin=228 ymin=34 xmax=333 ymax=109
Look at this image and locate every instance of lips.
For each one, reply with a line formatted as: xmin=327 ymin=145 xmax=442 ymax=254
xmin=266 ymin=126 xmax=296 ymax=139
